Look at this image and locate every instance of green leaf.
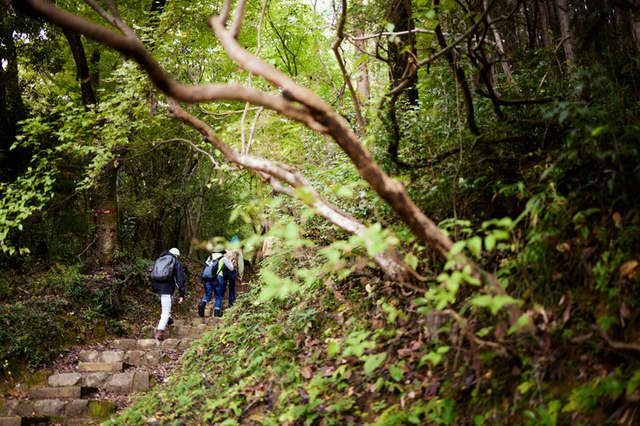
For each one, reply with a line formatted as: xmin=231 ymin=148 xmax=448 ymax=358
xmin=420 ymin=352 xmax=442 ymax=367
xmin=405 ymin=252 xmax=418 ymax=269
xmin=485 ymin=234 xmax=496 ymax=252
xmin=467 ymin=236 xmax=482 ymax=258
xmin=413 ymin=297 xmax=429 ymax=306
xmin=389 ymin=364 xmax=404 ymax=382
xmin=471 ymin=294 xmax=522 ymax=315
xmin=363 ymin=353 xmax=387 ymax=374
xmin=327 ymin=341 xmax=341 ymax=356
xmin=626 ymin=370 xmax=640 ymax=396
xmin=335 ymin=186 xmax=354 ymax=198
xmin=591 ymin=126 xmax=608 ymax=136
xmin=508 ymin=314 xmax=531 ymax=335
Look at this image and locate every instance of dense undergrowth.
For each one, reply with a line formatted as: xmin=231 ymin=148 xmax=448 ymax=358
xmin=103 ymin=204 xmax=640 ymax=426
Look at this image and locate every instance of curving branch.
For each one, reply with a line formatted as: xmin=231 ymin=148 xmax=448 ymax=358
xmin=166 ymin=97 xmax=415 ymax=281
xmin=1 ymin=0 xmax=525 ymax=325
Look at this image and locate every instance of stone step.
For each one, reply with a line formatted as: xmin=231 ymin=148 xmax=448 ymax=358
xmin=142 ymin=325 xmax=210 ymax=339
xmin=0 ymin=417 xmax=26 ymax=426
xmin=78 ymin=362 xmax=124 ymax=372
xmin=46 ymin=371 xmax=150 ymax=391
xmin=29 ymin=386 xmax=96 ymax=399
xmin=112 ymin=337 xmax=198 ymax=350
xmin=79 ymin=348 xmax=165 ymax=366
xmin=1 ymin=399 xmax=116 ymax=423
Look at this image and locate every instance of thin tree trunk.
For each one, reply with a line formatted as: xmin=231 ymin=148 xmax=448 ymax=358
xmin=434 ymin=19 xmax=480 ymax=135
xmin=555 ymin=0 xmax=578 ymax=70
xmin=484 ymin=0 xmax=521 ymax=96
xmin=537 ymin=0 xmax=553 ymax=49
xmin=387 ymin=0 xmax=418 ymax=104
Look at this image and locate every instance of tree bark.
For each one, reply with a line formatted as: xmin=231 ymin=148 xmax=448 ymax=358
xmin=537 ymin=0 xmax=553 ymax=50
xmin=62 ymin=28 xmax=98 ymax=108
xmin=386 ymin=0 xmax=418 ymax=104
xmin=434 ymin=18 xmax=480 ymax=135
xmin=555 ymin=0 xmax=578 ymax=70
xmin=63 ymin=27 xmax=120 ymax=266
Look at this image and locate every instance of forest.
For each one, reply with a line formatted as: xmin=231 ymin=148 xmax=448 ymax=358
xmin=1 ymin=0 xmax=640 ymax=424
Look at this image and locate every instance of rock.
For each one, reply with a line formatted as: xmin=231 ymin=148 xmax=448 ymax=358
xmin=112 ymin=339 xmax=137 ymax=351
xmin=34 ymin=399 xmax=65 ymax=416
xmin=66 ymin=399 xmax=88 ymax=418
xmin=1 ymin=400 xmax=19 ymax=416
xmin=14 ymin=383 xmax=29 ymax=393
xmin=79 ymin=350 xmax=100 ymax=363
xmin=124 ymin=350 xmax=145 ymax=365
xmin=138 ymin=339 xmax=160 ymax=350
xmin=145 ymin=350 xmax=164 ymax=365
xmin=104 ymin=373 xmax=134 ymax=394
xmin=133 ymin=372 xmax=150 ymax=389
xmin=83 ymin=372 xmax=109 ymax=388
xmin=49 ymin=373 xmax=82 ymax=387
xmin=161 ymin=339 xmax=180 ymax=350
xmin=102 ymin=351 xmax=124 ymax=363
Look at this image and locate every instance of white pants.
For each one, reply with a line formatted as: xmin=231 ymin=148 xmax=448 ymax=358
xmin=157 ymin=294 xmax=172 ymax=331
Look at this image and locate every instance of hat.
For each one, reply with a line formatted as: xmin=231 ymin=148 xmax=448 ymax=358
xmin=169 ymin=248 xmax=180 ymax=257
xmin=231 ymin=236 xmax=239 ymax=244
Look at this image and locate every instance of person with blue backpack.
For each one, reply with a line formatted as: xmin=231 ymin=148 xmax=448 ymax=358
xmin=149 ymin=248 xmax=185 ymax=341
xmin=198 ymin=248 xmax=227 ymax=317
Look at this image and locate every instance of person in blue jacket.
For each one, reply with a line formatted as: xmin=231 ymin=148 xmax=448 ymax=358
xmin=150 ymin=248 xmax=185 ymax=341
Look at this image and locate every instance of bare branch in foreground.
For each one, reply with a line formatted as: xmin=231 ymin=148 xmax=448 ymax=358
xmin=2 ymin=0 xmax=525 ymax=325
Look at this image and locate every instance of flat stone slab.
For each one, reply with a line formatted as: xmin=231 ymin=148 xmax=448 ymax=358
xmin=0 ymin=417 xmax=23 ymax=426
xmin=77 ymin=362 xmax=123 ymax=372
xmin=29 ymin=386 xmax=82 ymax=399
xmin=79 ymin=350 xmax=124 ymax=363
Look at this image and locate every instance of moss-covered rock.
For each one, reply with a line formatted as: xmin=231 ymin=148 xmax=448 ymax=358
xmin=25 ymin=370 xmax=53 ymax=387
xmin=88 ymin=400 xmax=117 ymax=418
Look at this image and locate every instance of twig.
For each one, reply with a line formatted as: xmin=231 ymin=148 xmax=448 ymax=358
xmin=592 ymin=325 xmax=640 ymax=353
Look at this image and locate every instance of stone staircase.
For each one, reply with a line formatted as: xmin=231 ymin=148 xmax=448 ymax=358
xmin=0 ymin=315 xmax=220 ymax=426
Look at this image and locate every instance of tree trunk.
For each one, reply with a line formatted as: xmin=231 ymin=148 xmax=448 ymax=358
xmin=484 ymin=0 xmax=521 ymax=96
xmin=434 ymin=21 xmax=480 ymax=135
xmin=94 ymin=161 xmax=119 ymax=265
xmin=63 ymin=28 xmax=120 ymax=266
xmin=0 ymin=15 xmax=29 ymax=183
xmin=62 ymin=29 xmax=98 ymax=108
xmin=387 ymin=0 xmax=418 ymax=104
xmin=555 ymin=0 xmax=578 ymax=70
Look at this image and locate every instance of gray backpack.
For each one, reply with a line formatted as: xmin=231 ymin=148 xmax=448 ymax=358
xmin=149 ymin=253 xmax=175 ymax=282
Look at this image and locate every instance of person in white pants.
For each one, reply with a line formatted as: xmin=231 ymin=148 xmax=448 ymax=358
xmin=149 ymin=248 xmax=185 ymax=340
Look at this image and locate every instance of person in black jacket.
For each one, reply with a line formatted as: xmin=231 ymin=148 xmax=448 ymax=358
xmin=150 ymin=247 xmax=186 ymax=341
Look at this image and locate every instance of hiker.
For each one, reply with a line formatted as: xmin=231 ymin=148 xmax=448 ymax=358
xmin=216 ymin=236 xmax=245 ymax=316
xmin=198 ymin=249 xmax=226 ymax=317
xmin=149 ymin=247 xmax=185 ymax=341
xmin=231 ymin=235 xmax=245 ymax=285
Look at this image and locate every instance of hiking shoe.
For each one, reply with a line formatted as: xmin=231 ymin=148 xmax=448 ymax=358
xmin=198 ymin=301 xmax=206 ymax=317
